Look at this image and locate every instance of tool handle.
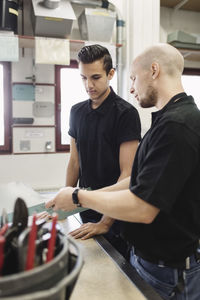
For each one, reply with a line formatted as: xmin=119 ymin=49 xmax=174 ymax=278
xmin=46 ymin=214 xmax=58 ymax=263
xmin=0 ymin=224 xmax=9 ymax=236
xmin=25 ymin=215 xmax=37 ymax=271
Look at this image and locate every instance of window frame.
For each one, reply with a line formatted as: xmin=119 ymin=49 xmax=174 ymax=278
xmin=183 ymin=67 xmax=200 ymax=76
xmin=182 ymin=67 xmax=200 ymax=109
xmin=0 ymin=62 xmax=12 ymax=153
xmin=55 ymin=60 xmax=78 ymax=152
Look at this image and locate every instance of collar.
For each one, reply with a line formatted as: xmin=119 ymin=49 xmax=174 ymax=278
xmin=164 ymin=92 xmax=187 ymax=107
xmin=151 ymin=92 xmax=188 ymax=125
xmin=86 ymin=86 xmax=116 ymax=115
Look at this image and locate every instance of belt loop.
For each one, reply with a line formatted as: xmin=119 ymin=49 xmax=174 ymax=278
xmin=185 ymin=257 xmax=190 ymax=270
xmin=173 ymin=271 xmax=185 ymax=294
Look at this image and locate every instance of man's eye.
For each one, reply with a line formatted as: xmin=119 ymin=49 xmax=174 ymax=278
xmin=93 ymin=76 xmax=100 ymax=80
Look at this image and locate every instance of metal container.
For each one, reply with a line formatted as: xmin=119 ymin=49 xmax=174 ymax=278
xmin=0 ymin=237 xmax=83 ymax=300
xmin=78 ymin=7 xmax=116 ymax=42
xmin=167 ymin=30 xmax=197 ymax=44
xmin=31 ymin=0 xmax=76 ymax=38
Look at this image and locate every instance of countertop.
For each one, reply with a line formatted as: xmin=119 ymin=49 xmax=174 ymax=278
xmin=62 ymin=214 xmax=162 ymax=300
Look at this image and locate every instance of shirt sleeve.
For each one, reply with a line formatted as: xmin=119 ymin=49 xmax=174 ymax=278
xmin=130 ymin=122 xmax=199 ymax=213
xmin=68 ymin=106 xmax=76 ymax=139
xmin=117 ymin=106 xmax=141 ymax=145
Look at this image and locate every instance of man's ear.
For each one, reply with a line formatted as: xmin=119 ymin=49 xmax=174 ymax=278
xmin=108 ymin=68 xmax=115 ymax=80
xmin=151 ymin=62 xmax=159 ymax=79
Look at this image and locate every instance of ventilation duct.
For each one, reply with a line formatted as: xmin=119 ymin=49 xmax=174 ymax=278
xmin=78 ymin=7 xmax=116 ymax=42
xmin=31 ymin=0 xmax=76 ymax=38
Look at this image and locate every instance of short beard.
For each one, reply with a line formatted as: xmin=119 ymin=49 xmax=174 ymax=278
xmin=140 ymin=86 xmax=158 ymax=108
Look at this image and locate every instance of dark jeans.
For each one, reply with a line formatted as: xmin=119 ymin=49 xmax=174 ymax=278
xmin=80 ymin=210 xmax=130 ymax=260
xmin=130 ymin=248 xmax=200 ymax=300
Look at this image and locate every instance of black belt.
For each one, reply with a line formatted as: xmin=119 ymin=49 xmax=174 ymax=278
xmin=134 ymin=247 xmax=200 ymax=270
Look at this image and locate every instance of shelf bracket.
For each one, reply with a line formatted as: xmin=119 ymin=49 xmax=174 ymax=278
xmin=174 ymin=0 xmax=189 ymax=11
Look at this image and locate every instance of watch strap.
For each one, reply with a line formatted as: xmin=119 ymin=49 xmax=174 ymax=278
xmin=72 ymin=188 xmax=81 ymax=207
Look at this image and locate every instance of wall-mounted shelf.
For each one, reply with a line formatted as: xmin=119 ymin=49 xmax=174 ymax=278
xmin=179 ymin=48 xmax=200 ymax=61
xmin=18 ymin=35 xmax=85 ymax=53
xmin=18 ymin=35 xmax=122 ymax=51
xmin=168 ymin=41 xmax=200 ymax=61
xmin=160 ymin=0 xmax=200 ymax=12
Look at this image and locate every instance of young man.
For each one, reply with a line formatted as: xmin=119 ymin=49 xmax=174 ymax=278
xmin=66 ymin=45 xmax=141 ymax=257
xmin=47 ymin=43 xmax=200 ymax=300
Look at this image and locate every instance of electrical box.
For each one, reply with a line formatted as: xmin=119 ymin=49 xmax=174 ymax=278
xmin=13 ymin=127 xmax=55 ymax=153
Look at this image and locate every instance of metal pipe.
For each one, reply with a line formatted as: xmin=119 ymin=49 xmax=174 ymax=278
xmin=174 ymin=0 xmax=189 ymax=11
xmin=70 ymin=0 xmax=115 ymax=11
xmin=1 ymin=0 xmax=6 ymax=28
xmin=116 ymin=19 xmax=125 ymax=97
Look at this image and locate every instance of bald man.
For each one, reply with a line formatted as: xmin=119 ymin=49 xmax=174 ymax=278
xmin=46 ymin=43 xmax=200 ymax=300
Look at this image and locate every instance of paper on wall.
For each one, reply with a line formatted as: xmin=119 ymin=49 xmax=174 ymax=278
xmin=0 ymin=35 xmax=19 ymax=62
xmin=35 ymin=37 xmax=70 ymax=65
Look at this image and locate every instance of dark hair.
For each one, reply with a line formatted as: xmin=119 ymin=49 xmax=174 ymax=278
xmin=78 ymin=44 xmax=113 ymax=75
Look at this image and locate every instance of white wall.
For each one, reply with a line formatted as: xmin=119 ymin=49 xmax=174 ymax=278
xmin=111 ymin=0 xmax=160 ymax=136
xmin=0 ymin=153 xmax=68 ymax=190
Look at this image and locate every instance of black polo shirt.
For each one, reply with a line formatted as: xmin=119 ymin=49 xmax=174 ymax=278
xmin=69 ymin=87 xmax=141 ymax=191
xmin=122 ymin=93 xmax=200 ymax=262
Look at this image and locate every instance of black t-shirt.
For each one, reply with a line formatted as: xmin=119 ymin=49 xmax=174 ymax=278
xmin=68 ymin=87 xmax=141 ymax=190
xmin=122 ymin=93 xmax=200 ymax=262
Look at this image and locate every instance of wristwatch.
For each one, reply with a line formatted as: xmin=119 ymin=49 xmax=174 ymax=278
xmin=72 ymin=188 xmax=81 ymax=207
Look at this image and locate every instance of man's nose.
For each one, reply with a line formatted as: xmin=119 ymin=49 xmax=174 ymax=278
xmin=86 ymin=79 xmax=94 ymax=89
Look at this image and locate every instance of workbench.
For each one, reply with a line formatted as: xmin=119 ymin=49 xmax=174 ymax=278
xmin=0 ymin=187 xmax=162 ymax=299
xmin=62 ymin=214 xmax=162 ymax=300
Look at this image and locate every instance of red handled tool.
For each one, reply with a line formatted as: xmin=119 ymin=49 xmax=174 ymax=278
xmin=0 ymin=224 xmax=9 ymax=236
xmin=46 ymin=214 xmax=58 ymax=263
xmin=25 ymin=215 xmax=37 ymax=271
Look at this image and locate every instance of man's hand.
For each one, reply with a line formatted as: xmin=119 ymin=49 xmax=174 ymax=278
xmin=36 ymin=211 xmax=52 ymax=220
xmin=45 ymin=187 xmax=76 ymax=211
xmin=70 ymin=221 xmax=110 ymax=240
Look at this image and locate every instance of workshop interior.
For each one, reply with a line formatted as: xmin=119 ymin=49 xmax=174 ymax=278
xmin=0 ymin=0 xmax=200 ymax=299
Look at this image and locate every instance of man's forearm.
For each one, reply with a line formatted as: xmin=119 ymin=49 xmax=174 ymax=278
xmin=77 ymin=189 xmax=159 ymax=223
xmin=66 ymin=161 xmax=79 ymax=187
xmin=99 ymin=176 xmax=130 ymax=192
xmin=97 ymin=176 xmax=130 ymax=228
